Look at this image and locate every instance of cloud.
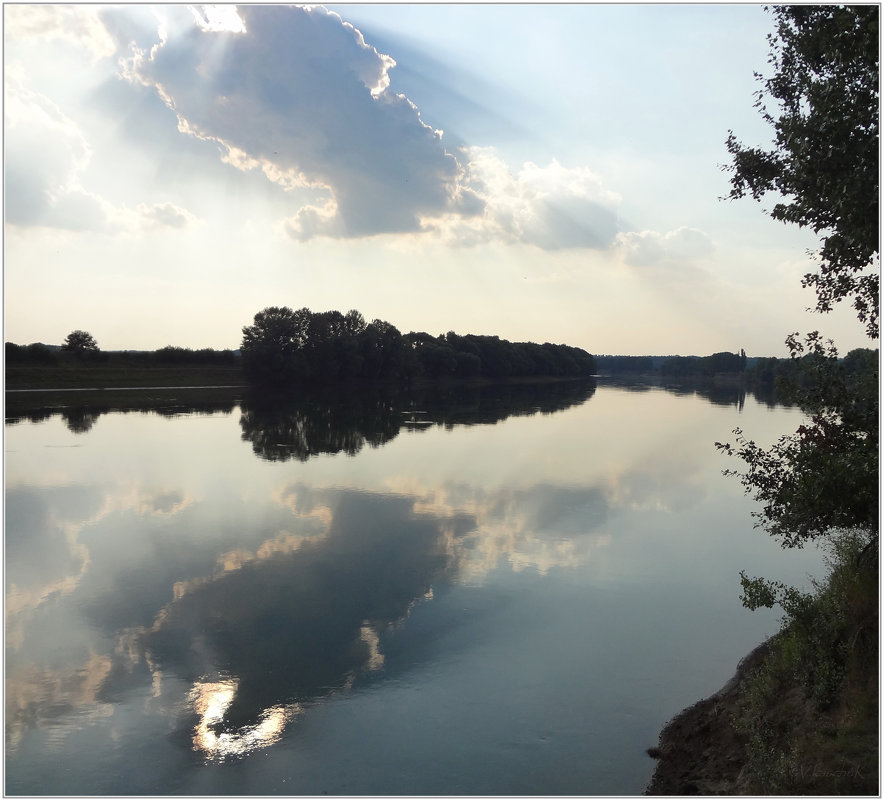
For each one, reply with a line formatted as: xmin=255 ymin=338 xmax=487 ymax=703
xmin=380 ymin=477 xmax=613 ymax=579
xmin=4 ymin=78 xmax=111 ymax=231
xmin=5 ymin=3 xmax=690 ymax=257
xmin=137 ymin=201 xmax=198 ymax=230
xmin=422 ymin=148 xmax=622 ymax=250
xmin=119 ymin=5 xmax=622 ymax=250
xmin=282 ymin=199 xmax=343 ymax=242
xmin=615 ymin=225 xmax=714 ymax=268
xmin=123 ymin=4 xmax=469 ymax=240
xmin=6 ymin=652 xmax=114 ymax=753
xmin=5 ymin=72 xmax=200 ymax=235
xmin=189 ymin=4 xmax=247 ymax=34
xmin=4 ymin=4 xmax=116 ymax=62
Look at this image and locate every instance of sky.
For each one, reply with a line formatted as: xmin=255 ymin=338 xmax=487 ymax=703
xmin=3 ymin=3 xmax=871 ymax=356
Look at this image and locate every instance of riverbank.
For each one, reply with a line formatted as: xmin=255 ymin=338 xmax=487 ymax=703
xmin=5 ymin=363 xmax=594 ymax=393
xmin=5 ymin=364 xmax=246 ymax=390
xmin=644 ymin=640 xmax=773 ymax=794
xmin=646 ymin=624 xmax=877 ymax=794
xmin=3 ymin=369 xmax=596 ymax=422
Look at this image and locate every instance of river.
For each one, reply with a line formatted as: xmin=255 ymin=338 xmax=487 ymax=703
xmin=5 ymin=379 xmax=825 ymax=795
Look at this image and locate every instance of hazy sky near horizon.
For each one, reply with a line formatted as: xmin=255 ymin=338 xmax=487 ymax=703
xmin=3 ymin=3 xmax=870 ymax=355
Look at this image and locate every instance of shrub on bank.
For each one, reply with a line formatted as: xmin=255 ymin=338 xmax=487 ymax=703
xmin=732 ymin=529 xmax=878 ymax=793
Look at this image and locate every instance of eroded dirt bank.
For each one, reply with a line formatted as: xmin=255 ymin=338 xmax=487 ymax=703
xmin=644 ymin=641 xmax=772 ymax=795
xmin=644 ymin=636 xmax=878 ymax=795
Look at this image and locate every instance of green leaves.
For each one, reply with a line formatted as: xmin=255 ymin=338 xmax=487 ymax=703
xmin=718 ymin=333 xmax=878 ymax=549
xmin=739 ymin=571 xmax=813 ymax=615
xmin=724 ymin=5 xmax=879 ymax=338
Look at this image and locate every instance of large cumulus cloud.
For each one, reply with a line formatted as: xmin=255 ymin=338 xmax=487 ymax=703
xmin=119 ymin=4 xmax=629 ymax=250
xmin=123 ymin=4 xmax=471 ymax=239
xmin=6 ymin=3 xmax=685 ymax=255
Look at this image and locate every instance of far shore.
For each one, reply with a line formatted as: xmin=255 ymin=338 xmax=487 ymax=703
xmin=5 ymin=364 xmax=246 ymax=391
xmin=5 ymin=364 xmax=597 ymax=393
xmin=7 ymin=384 xmax=247 ymax=393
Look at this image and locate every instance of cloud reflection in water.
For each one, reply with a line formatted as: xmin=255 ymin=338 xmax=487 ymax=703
xmin=6 ymin=382 xmax=611 ymax=766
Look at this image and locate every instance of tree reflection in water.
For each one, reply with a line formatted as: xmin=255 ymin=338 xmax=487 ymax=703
xmin=238 ymin=389 xmax=402 ymax=461
xmin=238 ymin=379 xmax=598 ymax=461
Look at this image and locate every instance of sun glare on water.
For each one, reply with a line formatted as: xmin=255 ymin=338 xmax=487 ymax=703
xmin=189 ymin=679 xmax=302 ymax=759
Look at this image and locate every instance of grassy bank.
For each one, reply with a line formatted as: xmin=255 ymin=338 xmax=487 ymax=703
xmin=646 ymin=531 xmax=878 ymax=794
xmin=5 ymin=363 xmax=594 ymax=392
xmin=5 ymin=364 xmax=246 ymax=390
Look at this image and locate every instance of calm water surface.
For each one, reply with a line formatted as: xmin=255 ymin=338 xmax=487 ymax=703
xmin=5 ymin=381 xmax=825 ymax=795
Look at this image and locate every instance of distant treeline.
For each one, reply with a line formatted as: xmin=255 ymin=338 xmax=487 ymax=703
xmin=596 ymin=347 xmax=878 ymax=389
xmin=9 ymin=336 xmax=875 ymax=396
xmin=5 ymin=342 xmax=238 ymax=366
xmin=5 ymin=310 xmax=596 ymax=387
xmin=596 ymin=351 xmax=747 ymax=376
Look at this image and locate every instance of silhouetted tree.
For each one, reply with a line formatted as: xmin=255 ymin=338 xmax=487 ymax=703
xmin=242 ymin=307 xmax=596 ymax=386
xmin=718 ymin=334 xmax=878 ymax=548
xmin=61 ymin=330 xmax=99 ymax=355
xmin=362 ymin=319 xmax=413 ymax=380
xmin=241 ymin=306 xmax=311 ymax=384
xmin=706 ymin=351 xmax=745 ymax=374
xmin=5 ymin=342 xmax=26 ymax=363
xmin=595 ymin=355 xmax=654 ymax=375
xmin=724 ymin=5 xmax=879 ymax=337
xmin=719 ymin=6 xmax=879 ymax=554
